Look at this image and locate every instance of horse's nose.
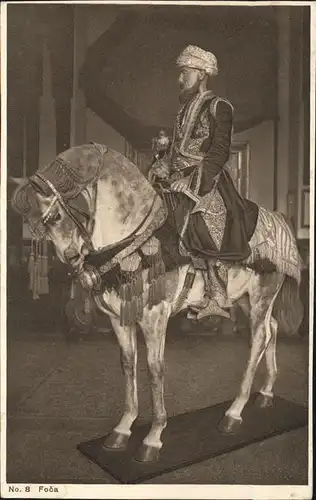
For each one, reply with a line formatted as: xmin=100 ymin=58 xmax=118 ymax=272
xmin=81 ymin=243 xmax=90 ymax=257
xmin=64 ymin=245 xmax=81 ymax=265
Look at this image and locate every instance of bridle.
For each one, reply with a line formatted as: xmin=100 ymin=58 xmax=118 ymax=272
xmin=32 ymin=172 xmax=160 ymax=273
xmin=33 ymin=172 xmax=96 ymax=253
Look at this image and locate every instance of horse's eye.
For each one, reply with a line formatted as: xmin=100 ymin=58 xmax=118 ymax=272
xmin=44 ymin=212 xmax=61 ymax=225
xmin=53 ymin=213 xmax=61 ymax=223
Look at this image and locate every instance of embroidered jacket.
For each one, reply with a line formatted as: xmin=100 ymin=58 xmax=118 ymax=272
xmin=169 ymin=90 xmax=233 ymax=196
xmin=166 ymin=90 xmax=259 ymax=261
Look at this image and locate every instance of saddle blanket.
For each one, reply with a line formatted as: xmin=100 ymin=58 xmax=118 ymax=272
xmin=245 ymin=207 xmax=304 ymax=284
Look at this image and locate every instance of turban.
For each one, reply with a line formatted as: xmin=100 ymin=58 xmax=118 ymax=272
xmin=176 ymin=45 xmax=218 ymax=76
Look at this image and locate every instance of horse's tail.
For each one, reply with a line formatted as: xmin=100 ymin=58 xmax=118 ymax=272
xmin=273 ymin=275 xmax=304 ymax=336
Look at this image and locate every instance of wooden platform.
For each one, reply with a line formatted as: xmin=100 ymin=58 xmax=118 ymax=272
xmin=77 ymin=394 xmax=308 ymax=484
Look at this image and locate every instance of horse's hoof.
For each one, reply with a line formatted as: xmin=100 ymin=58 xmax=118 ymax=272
xmin=218 ymin=415 xmax=242 ymax=434
xmin=255 ymin=392 xmax=274 ymax=408
xmin=102 ymin=431 xmax=130 ymax=450
xmin=133 ymin=444 xmax=160 ymax=463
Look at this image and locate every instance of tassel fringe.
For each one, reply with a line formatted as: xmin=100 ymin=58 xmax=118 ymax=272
xmin=246 ymin=244 xmax=302 ymax=285
xmin=141 ymin=237 xmax=166 ymax=310
xmin=146 ymin=252 xmax=166 ymax=309
xmin=119 ymin=263 xmax=144 ymax=327
xmin=28 ymin=235 xmax=50 ymax=300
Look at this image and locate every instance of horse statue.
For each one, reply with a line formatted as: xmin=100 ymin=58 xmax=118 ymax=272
xmin=11 ymin=142 xmax=304 ymax=463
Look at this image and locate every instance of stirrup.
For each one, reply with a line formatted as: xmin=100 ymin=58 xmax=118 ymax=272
xmin=197 ymin=300 xmax=230 ymax=320
xmin=189 ymin=296 xmax=209 ymax=311
xmin=193 ymin=297 xmax=231 ymax=320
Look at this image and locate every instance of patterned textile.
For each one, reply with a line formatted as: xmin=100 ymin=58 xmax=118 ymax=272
xmin=246 ymin=207 xmax=304 ymax=284
xmin=191 ymin=188 xmax=227 ymax=251
xmin=207 ymin=262 xmax=228 ymax=302
xmin=176 ymin=45 xmax=219 ymax=76
xmin=33 ymin=142 xmax=108 ymax=200
xmin=158 ymin=90 xmax=258 ymax=262
xmin=170 ymin=91 xmax=230 ymax=172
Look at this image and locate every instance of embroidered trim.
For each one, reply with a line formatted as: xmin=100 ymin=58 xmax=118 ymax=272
xmin=179 ymin=91 xmax=215 ymax=161
xmin=141 ymin=236 xmax=166 ymax=309
xmin=119 ymin=260 xmax=143 ymax=326
xmin=245 ymin=207 xmax=303 ymax=284
xmin=178 ymin=93 xmax=234 ymax=162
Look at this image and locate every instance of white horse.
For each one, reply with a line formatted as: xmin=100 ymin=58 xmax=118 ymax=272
xmin=11 ymin=142 xmax=304 ymax=463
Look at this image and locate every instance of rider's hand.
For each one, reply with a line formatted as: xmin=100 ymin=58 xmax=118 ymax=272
xmin=150 ymin=159 xmax=170 ymax=180
xmin=170 ymin=177 xmax=190 ymax=193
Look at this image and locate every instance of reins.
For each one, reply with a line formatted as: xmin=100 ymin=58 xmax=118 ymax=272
xmin=34 ymin=172 xmax=95 ymax=252
xmin=33 ymin=171 xmax=161 ymax=265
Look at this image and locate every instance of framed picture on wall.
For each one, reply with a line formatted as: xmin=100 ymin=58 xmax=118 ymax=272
xmin=226 ymin=141 xmax=250 ymax=198
xmin=301 ymin=187 xmax=310 ymax=228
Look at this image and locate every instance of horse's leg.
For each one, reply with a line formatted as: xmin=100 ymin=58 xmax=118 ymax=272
xmin=235 ymin=294 xmax=252 ymax=345
xmin=103 ymin=318 xmax=138 ymax=450
xmin=257 ymin=274 xmax=299 ymax=407
xmin=134 ymin=301 xmax=170 ymax=463
xmin=256 ymin=314 xmax=278 ymax=408
xmin=219 ymin=272 xmax=284 ymax=434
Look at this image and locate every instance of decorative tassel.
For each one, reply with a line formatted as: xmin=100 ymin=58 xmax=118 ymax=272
xmin=25 ymin=232 xmax=51 ymax=299
xmin=70 ymin=279 xmax=75 ymax=300
xmin=147 ymin=252 xmax=166 ymax=309
xmin=36 ymin=240 xmax=41 ymax=298
xmin=84 ymin=289 xmax=92 ymax=315
xmin=141 ymin=236 xmax=166 ymax=310
xmin=40 ymin=235 xmax=49 ymax=295
xmin=28 ymin=239 xmax=35 ymax=292
xmin=119 ymin=261 xmax=144 ymax=327
xmin=32 ymin=241 xmax=40 ymax=300
xmin=27 ymin=235 xmax=50 ymax=299
xmin=42 ymin=236 xmax=49 ymax=276
xmin=37 ymin=239 xmax=44 ymax=295
xmin=84 ymin=298 xmax=91 ymax=315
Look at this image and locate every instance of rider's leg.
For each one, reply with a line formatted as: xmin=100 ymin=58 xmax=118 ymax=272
xmin=191 ymin=261 xmax=231 ymax=319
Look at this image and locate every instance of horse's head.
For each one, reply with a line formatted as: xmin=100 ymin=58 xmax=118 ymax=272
xmin=11 ymin=142 xmax=162 ymax=276
xmin=11 ymin=143 xmax=109 ymax=271
xmin=11 ymin=174 xmax=94 ymax=271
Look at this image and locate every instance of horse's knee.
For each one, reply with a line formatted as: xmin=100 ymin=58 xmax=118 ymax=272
xmin=147 ymin=359 xmax=165 ymax=381
xmin=120 ymin=351 xmax=136 ymax=375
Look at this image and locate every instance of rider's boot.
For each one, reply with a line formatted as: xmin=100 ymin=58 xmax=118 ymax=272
xmin=190 ymin=262 xmax=232 ymax=320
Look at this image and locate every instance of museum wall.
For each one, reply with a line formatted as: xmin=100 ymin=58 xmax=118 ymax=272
xmin=234 ymin=121 xmax=275 ymax=210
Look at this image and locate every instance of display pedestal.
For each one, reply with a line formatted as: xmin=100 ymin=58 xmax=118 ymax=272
xmin=78 ymin=394 xmax=307 ymax=484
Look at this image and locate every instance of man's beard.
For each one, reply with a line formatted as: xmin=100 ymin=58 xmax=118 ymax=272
xmin=179 ymin=80 xmax=200 ymax=104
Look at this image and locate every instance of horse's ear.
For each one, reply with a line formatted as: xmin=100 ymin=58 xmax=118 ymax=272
xmin=28 ymin=176 xmax=52 ymax=197
xmin=9 ymin=177 xmax=25 ymax=186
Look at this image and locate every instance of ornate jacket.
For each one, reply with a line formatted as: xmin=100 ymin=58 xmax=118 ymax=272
xmin=169 ymin=90 xmax=233 ymax=194
xmin=165 ymin=90 xmax=259 ymax=261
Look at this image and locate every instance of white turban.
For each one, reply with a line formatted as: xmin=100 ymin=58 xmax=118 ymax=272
xmin=176 ymin=45 xmax=218 ymax=76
